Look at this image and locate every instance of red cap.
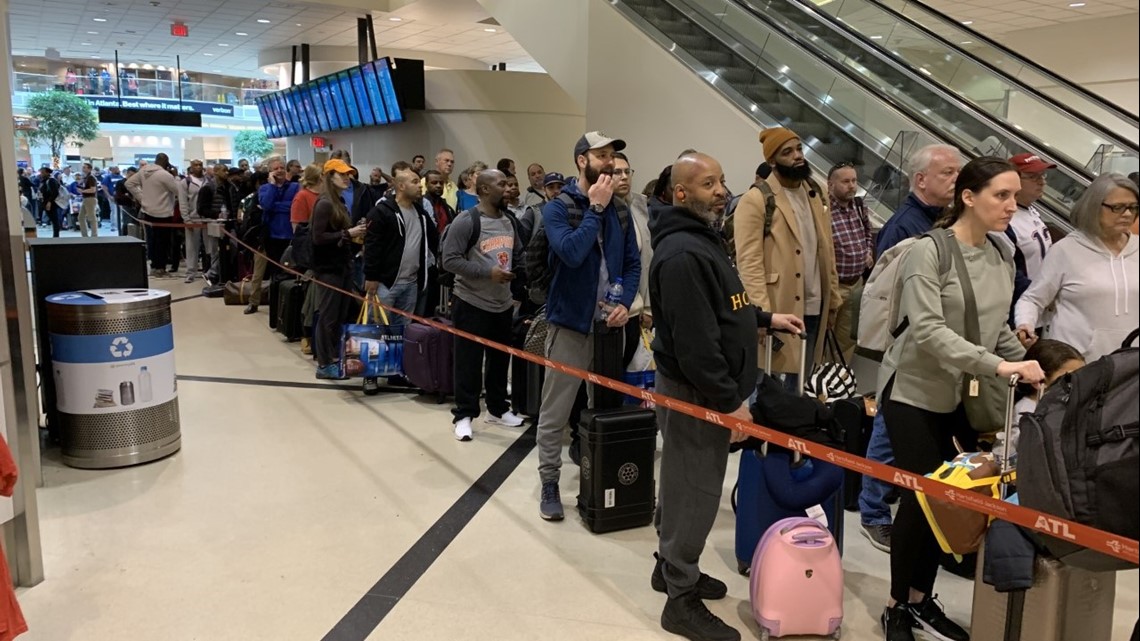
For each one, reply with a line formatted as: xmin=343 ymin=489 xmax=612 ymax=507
xmin=1009 ymin=153 xmax=1056 ymax=174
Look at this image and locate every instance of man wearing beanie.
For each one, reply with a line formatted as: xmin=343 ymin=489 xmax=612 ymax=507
xmin=733 ymin=128 xmax=839 ymax=390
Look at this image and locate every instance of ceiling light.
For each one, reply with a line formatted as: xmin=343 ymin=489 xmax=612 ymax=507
xmin=93 ymin=17 xmax=107 ymax=22
xmin=870 ymin=34 xmax=883 ymax=39
xmin=91 ymin=55 xmax=101 ymax=59
xmin=203 ymin=52 xmax=214 ymax=56
xmin=87 ymin=31 xmax=99 ymax=34
xmin=919 ymin=67 xmax=932 ymax=76
xmin=1069 ymin=2 xmax=1086 ymax=6
xmin=218 ymin=43 xmax=229 ymax=47
xmin=483 ymin=27 xmax=497 ymax=32
xmin=961 ymin=40 xmax=973 ymax=44
xmin=257 ymin=19 xmax=271 ymax=23
xmin=235 ymin=31 xmax=248 ymax=36
xmin=128 ymin=63 xmax=138 ymax=68
xmin=388 ymin=17 xmax=402 ymax=21
xmin=157 ymin=65 xmax=166 ymax=71
xmin=142 ymin=63 xmax=153 ymax=70
xmin=295 ymin=23 xmax=302 ymax=26
xmin=961 ymin=20 xmax=973 ymax=25
xmin=81 ymin=42 xmax=92 ymax=45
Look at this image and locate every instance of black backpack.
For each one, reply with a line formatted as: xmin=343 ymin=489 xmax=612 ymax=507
xmin=1017 ymin=329 xmax=1139 ymax=571
xmin=114 ymin=179 xmax=136 ymax=209
xmin=524 ymin=193 xmax=629 ymax=305
xmin=438 ymin=207 xmax=523 ymax=289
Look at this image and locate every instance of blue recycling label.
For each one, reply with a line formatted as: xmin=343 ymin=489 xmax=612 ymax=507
xmin=50 ymin=326 xmax=174 ymax=364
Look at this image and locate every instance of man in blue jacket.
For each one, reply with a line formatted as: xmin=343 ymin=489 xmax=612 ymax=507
xmin=246 ymin=156 xmax=299 ymax=314
xmin=536 ymin=131 xmax=641 ymax=521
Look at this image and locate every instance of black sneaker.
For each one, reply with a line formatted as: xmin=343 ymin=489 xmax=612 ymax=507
xmin=881 ymin=603 xmax=916 ymax=641
xmin=861 ymin=523 xmax=892 ymax=553
xmin=906 ymin=595 xmax=969 ymax=641
xmin=651 ymin=553 xmax=727 ymax=600
xmin=362 ymin=378 xmax=380 ymax=396
xmin=661 ymin=593 xmax=739 ymax=641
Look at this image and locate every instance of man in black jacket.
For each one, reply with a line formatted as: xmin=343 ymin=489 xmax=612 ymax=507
xmin=363 ymin=161 xmax=440 ymax=393
xmin=649 ymin=152 xmax=802 ymax=641
xmin=196 ymin=164 xmax=241 ymax=284
xmin=38 ymin=167 xmax=64 ymax=238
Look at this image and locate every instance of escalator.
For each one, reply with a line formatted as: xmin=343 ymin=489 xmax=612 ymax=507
xmin=611 ymin=0 xmax=1135 ymax=225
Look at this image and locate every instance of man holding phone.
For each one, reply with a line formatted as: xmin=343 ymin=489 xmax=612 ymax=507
xmin=439 ymin=169 xmax=526 ymax=441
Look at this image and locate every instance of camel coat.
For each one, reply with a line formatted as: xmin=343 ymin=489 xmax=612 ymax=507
xmin=733 ymin=174 xmax=840 ymax=374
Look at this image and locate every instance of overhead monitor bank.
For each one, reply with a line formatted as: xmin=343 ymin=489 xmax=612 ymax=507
xmin=255 ymin=57 xmax=411 ymax=138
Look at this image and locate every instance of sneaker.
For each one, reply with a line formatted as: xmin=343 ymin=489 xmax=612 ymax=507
xmin=486 ymin=411 xmax=524 ymax=428
xmin=539 ymin=481 xmax=563 ymax=521
xmin=149 ymin=268 xmax=170 ymax=280
xmin=362 ymin=377 xmax=380 ymax=396
xmin=183 ymin=272 xmax=197 ymax=284
xmin=660 ymin=593 xmax=740 ymax=641
xmin=453 ymin=418 xmax=473 ymax=442
xmin=300 ymin=337 xmax=312 ymax=356
xmin=881 ymin=603 xmax=917 ymax=641
xmin=315 ymin=364 xmax=345 ymax=380
xmin=387 ymin=375 xmax=414 ymax=388
xmin=243 ymin=304 xmax=258 ymax=315
xmin=906 ymin=595 xmax=969 ymax=641
xmin=861 ymin=523 xmax=892 ymax=553
xmin=651 ymin=552 xmax=727 ymax=600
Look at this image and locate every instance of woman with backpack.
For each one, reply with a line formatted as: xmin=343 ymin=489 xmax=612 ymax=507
xmin=1014 ymin=172 xmax=1138 ymax=361
xmin=877 ymin=157 xmax=1046 ymax=641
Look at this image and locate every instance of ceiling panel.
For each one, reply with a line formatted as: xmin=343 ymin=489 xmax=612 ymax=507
xmin=922 ymin=0 xmax=1139 ymax=34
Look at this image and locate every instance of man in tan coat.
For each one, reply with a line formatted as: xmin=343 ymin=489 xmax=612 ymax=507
xmin=734 ymin=128 xmax=840 ymax=390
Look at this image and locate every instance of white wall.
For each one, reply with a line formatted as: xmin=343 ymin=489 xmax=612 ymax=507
xmin=999 ymin=15 xmax=1139 ymax=116
xmin=285 ymin=69 xmax=585 ymax=176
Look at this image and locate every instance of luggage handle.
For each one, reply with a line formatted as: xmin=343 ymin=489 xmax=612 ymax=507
xmin=780 ymin=519 xmax=829 ymax=537
xmin=761 ymin=329 xmax=808 ymax=464
xmin=999 ymin=374 xmax=1020 ymax=495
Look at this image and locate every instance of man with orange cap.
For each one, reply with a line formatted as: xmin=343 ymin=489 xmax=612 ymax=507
xmin=733 ymin=127 xmax=839 ymax=391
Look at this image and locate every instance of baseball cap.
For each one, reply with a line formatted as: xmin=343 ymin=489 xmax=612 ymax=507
xmin=574 ymin=131 xmax=626 ymax=159
xmin=1009 ymin=153 xmax=1056 ymax=174
xmin=543 ymin=172 xmax=566 ymax=187
xmin=323 ymin=159 xmax=353 ymax=175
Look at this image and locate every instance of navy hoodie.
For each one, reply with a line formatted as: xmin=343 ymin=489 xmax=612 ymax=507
xmin=649 ymin=206 xmax=770 ymax=413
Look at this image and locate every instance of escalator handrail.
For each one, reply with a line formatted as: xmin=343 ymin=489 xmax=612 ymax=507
xmin=733 ymin=0 xmax=1099 ymax=189
xmin=899 ymin=0 xmax=1139 ymax=126
xmin=819 ymin=0 xmax=1139 ymax=147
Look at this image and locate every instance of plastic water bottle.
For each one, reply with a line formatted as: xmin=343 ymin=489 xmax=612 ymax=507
xmin=219 ymin=203 xmax=229 ymax=220
xmin=138 ymin=366 xmax=153 ymax=403
xmin=599 ymin=278 xmax=624 ymax=321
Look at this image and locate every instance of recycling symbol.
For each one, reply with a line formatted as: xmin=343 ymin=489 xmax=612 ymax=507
xmin=109 ymin=337 xmax=134 ymax=358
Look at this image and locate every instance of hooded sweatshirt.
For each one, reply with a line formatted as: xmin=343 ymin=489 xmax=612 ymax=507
xmin=125 ymin=163 xmax=186 ymax=219
xmin=649 ymin=206 xmax=770 ymax=413
xmin=1015 ymin=231 xmax=1139 ymax=361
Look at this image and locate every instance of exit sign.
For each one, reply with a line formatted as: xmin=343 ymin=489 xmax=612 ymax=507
xmin=171 ymin=23 xmax=189 ymax=37
xmin=311 ymin=136 xmax=328 ymax=148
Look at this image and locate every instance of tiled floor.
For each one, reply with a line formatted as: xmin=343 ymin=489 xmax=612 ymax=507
xmin=14 ymin=277 xmax=1139 ymax=640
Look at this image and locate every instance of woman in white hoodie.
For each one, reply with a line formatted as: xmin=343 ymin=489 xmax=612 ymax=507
xmin=1015 ymin=173 xmax=1139 ymax=360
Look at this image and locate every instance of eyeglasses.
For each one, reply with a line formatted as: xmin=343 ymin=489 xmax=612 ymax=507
xmin=613 ymin=168 xmax=635 ymax=177
xmin=1102 ymin=202 xmax=1140 ymax=215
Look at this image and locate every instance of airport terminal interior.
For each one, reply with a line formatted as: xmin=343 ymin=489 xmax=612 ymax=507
xmin=2 ymin=0 xmax=1139 ymax=640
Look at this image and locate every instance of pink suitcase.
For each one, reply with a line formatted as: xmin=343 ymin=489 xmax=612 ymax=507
xmin=750 ymin=517 xmax=844 ymax=640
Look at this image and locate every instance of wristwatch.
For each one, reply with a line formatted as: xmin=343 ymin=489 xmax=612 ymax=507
xmin=589 ymin=203 xmax=605 ymax=214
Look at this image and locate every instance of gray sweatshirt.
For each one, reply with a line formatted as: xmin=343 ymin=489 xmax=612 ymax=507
xmin=125 ymin=163 xmax=187 ymax=219
xmin=879 ymin=234 xmax=1025 ymax=413
xmin=440 ymin=208 xmax=522 ymax=313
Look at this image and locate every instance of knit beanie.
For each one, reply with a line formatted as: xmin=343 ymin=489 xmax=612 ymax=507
xmin=759 ymin=127 xmax=799 ymax=162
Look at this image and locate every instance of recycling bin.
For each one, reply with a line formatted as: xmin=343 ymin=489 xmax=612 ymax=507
xmin=45 ymin=289 xmax=181 ymax=469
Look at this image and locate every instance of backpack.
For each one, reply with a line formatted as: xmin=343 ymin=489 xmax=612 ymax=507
xmin=114 ymin=179 xmax=135 ymax=208
xmin=438 ymin=207 xmax=522 ymax=288
xmin=1017 ymin=330 xmax=1139 ymax=571
xmin=722 ymin=176 xmax=824 ymax=264
xmin=857 ymin=230 xmax=1011 ymax=359
xmin=524 ymin=193 xmax=630 ymax=305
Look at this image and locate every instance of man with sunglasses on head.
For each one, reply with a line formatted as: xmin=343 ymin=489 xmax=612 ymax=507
xmin=827 ymin=161 xmax=873 ymax=362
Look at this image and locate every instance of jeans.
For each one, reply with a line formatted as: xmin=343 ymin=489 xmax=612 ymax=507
xmin=783 ymin=314 xmax=821 ymax=393
xmin=859 ymin=412 xmax=895 ymax=526
xmin=375 ymin=281 xmax=418 ymax=327
xmin=451 ymin=298 xmax=513 ymax=422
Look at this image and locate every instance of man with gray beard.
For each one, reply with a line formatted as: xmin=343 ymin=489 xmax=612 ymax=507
xmin=648 ymin=152 xmax=803 ymax=641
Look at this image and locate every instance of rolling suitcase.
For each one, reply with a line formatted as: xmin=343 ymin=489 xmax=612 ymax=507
xmin=276 ymin=278 xmax=305 ymax=342
xmin=969 ymin=376 xmax=1117 ymax=641
xmin=734 ymin=334 xmax=845 ymax=574
xmin=576 ymin=407 xmax=657 ymax=533
xmin=749 ymin=517 xmax=844 ymax=640
xmin=511 ymin=314 xmax=542 ymax=418
xmin=267 ymin=275 xmax=285 ymax=329
xmin=403 ymin=319 xmax=454 ymax=403
xmin=832 ymin=394 xmax=874 ymax=511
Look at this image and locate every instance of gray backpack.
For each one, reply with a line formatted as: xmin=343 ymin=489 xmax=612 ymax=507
xmin=1017 ymin=329 xmax=1139 ymax=571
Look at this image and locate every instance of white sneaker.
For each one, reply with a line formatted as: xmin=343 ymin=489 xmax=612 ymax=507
xmin=454 ymin=418 xmax=473 ymax=441
xmin=486 ymin=411 xmax=524 ymax=428
xmin=183 ymin=273 xmax=197 ymax=283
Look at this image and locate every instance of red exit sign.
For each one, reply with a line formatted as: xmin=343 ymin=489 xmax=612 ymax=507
xmin=311 ymin=136 xmax=328 ymax=148
xmin=171 ymin=23 xmax=189 ymax=37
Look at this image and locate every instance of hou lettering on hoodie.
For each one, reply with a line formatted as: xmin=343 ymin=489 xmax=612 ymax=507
xmin=1015 ymin=231 xmax=1139 ymax=361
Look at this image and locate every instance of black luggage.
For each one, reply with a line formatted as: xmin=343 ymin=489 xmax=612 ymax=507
xmin=268 ymin=276 xmax=284 ymax=329
xmin=577 ymin=407 xmax=657 ymax=534
xmin=591 ymin=322 xmax=625 ymax=410
xmin=511 ymin=314 xmax=542 ymax=418
xmin=275 ymin=278 xmax=305 ymax=341
xmin=833 ymin=395 xmax=875 ymax=511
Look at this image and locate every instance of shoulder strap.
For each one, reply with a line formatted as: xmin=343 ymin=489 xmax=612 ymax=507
xmin=924 ymin=229 xmax=955 ymax=277
xmin=462 ymin=208 xmax=482 ymax=255
xmin=556 ymin=192 xmax=583 ymax=229
xmin=754 ymin=181 xmax=777 ymax=238
xmin=943 ymin=231 xmax=982 ymax=346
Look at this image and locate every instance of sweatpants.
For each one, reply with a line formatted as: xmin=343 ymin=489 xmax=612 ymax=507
xmin=655 ymin=374 xmax=731 ymax=598
xmin=536 ymin=325 xmax=596 ymax=484
xmin=881 ymin=377 xmax=976 ymax=604
xmin=451 ymin=297 xmax=513 ymax=422
xmin=312 ymin=269 xmax=355 ymax=368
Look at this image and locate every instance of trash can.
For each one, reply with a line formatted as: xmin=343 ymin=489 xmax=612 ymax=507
xmin=46 ymin=289 xmax=181 ymax=469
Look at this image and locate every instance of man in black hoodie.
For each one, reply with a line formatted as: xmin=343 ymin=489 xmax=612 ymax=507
xmin=649 ymin=152 xmax=803 ymax=641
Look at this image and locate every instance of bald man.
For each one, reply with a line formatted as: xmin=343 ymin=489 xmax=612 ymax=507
xmin=649 ymin=153 xmax=803 ymax=641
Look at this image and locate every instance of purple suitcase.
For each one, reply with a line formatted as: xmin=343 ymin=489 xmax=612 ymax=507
xmin=402 ymin=320 xmax=454 ymax=403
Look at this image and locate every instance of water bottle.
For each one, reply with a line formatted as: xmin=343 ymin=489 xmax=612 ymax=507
xmin=598 ymin=278 xmax=624 ymax=321
xmin=138 ymin=366 xmax=153 ymax=403
xmin=219 ymin=203 xmax=229 ymax=220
